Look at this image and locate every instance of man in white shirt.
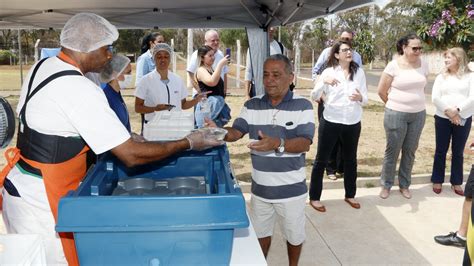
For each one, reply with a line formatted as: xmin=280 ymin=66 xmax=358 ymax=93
xmin=0 ymin=13 xmax=222 ymax=266
xmin=187 ymin=30 xmax=228 ymax=95
xmin=245 ymin=27 xmax=286 ymax=97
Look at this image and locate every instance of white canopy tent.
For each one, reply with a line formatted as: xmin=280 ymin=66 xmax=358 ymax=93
xmin=0 ymin=0 xmax=373 ymax=94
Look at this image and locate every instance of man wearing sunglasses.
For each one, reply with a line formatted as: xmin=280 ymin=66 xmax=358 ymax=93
xmin=0 ymin=13 xmax=222 ymax=266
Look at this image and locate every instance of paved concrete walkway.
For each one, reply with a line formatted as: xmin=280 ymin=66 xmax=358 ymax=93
xmin=245 ymin=183 xmax=465 ymax=266
xmin=0 ymin=183 xmax=465 ymax=266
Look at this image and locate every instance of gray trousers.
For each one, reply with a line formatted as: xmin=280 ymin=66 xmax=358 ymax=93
xmin=381 ymin=108 xmax=426 ymax=189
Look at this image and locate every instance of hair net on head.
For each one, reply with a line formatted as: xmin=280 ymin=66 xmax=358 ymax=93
xmin=152 ymin=43 xmax=173 ymax=58
xmin=99 ymin=55 xmax=131 ymax=83
xmin=60 ymin=13 xmax=119 ymax=53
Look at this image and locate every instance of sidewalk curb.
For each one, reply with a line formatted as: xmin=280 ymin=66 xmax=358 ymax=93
xmin=237 ymin=172 xmax=470 ymax=193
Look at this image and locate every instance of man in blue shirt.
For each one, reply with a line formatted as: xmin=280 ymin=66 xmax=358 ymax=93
xmin=312 ymin=30 xmax=362 ymax=79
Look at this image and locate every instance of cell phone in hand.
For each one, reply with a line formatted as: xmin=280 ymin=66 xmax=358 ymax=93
xmin=166 ymin=104 xmax=175 ymax=110
xmin=225 ymin=48 xmax=231 ymax=57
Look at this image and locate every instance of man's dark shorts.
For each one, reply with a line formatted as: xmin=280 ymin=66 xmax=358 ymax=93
xmin=465 ymin=165 xmax=474 ymax=200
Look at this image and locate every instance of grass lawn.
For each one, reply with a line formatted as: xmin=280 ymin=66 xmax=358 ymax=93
xmin=1 ymin=62 xmax=473 ymax=184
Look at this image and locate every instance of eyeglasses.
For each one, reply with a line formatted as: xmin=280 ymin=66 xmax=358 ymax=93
xmin=107 ymin=45 xmax=116 ymax=54
xmin=340 ymin=48 xmax=352 ymax=53
xmin=409 ymin=46 xmax=423 ymax=52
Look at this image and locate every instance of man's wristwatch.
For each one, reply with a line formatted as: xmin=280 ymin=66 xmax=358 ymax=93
xmin=276 ymin=138 xmax=285 ymax=153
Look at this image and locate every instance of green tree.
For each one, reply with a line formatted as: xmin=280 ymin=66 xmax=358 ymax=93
xmin=304 ymin=18 xmax=329 ymax=53
xmin=115 ymin=30 xmax=145 ymax=54
xmin=354 ymin=29 xmax=375 ymax=64
xmin=335 ymin=6 xmax=376 ymax=63
xmin=416 ymin=0 xmax=473 ymax=56
xmin=219 ymin=29 xmax=248 ymax=50
xmin=280 ymin=22 xmax=306 ymax=60
xmin=373 ymin=0 xmax=422 ymax=63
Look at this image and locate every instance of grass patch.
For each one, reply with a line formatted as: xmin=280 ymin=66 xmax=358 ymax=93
xmin=364 ymin=103 xmax=385 ymax=112
xmin=0 ymin=64 xmax=473 ymax=185
xmin=364 ymin=182 xmax=376 ymax=188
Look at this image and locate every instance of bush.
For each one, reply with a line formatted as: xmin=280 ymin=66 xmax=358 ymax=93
xmin=0 ymin=50 xmax=16 ymax=65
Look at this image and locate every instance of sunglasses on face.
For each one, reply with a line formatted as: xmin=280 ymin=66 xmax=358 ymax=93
xmin=340 ymin=48 xmax=352 ymax=53
xmin=409 ymin=46 xmax=423 ymax=52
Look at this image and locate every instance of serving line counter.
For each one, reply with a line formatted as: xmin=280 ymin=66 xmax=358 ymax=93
xmin=0 ymin=225 xmax=266 ymax=266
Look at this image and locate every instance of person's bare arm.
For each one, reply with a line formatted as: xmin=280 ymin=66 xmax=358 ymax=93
xmin=111 ymin=138 xmax=189 ymax=167
xmin=135 ymin=97 xmax=173 ymax=113
xmin=181 ymin=91 xmax=211 ymax=110
xmin=248 ymin=130 xmax=311 ymax=153
xmin=196 ymin=57 xmax=228 ymax=87
xmin=187 ymin=71 xmax=201 ymax=93
xmin=111 ymin=130 xmax=223 ymax=167
xmin=377 ymin=73 xmax=393 ymax=103
xmin=222 ymin=127 xmax=245 ymax=142
xmin=181 ymin=98 xmax=197 ymax=110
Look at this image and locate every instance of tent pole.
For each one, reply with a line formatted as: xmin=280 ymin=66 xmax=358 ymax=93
xmin=236 ymin=39 xmax=241 ymax=89
xmin=18 ymin=29 xmax=23 ymax=85
xmin=186 ymin=29 xmax=193 ymax=89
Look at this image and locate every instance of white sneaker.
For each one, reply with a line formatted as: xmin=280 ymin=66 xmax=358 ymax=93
xmin=327 ymin=174 xmax=337 ymax=180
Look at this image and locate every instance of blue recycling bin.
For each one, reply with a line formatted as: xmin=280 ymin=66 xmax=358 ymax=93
xmin=56 ymin=146 xmax=249 ymax=266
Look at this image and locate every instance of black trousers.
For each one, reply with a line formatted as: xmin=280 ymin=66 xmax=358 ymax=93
xmin=318 ymin=102 xmax=344 ymax=175
xmin=309 ymin=118 xmax=361 ymax=200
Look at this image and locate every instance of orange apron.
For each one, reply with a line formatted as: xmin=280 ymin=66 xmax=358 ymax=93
xmin=0 ymin=52 xmax=91 ymax=266
xmin=1 ymin=146 xmax=89 ymax=266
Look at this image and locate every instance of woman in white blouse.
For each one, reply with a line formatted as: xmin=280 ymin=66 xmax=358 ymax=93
xmin=309 ymin=41 xmax=368 ymax=211
xmin=431 ymin=47 xmax=473 ymax=195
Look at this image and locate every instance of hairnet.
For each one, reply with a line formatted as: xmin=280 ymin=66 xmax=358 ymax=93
xmin=60 ymin=13 xmax=119 ymax=53
xmin=152 ymin=43 xmax=173 ymax=58
xmin=99 ymin=55 xmax=131 ymax=83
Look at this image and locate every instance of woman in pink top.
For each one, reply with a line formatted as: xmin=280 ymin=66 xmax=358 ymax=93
xmin=377 ymin=34 xmax=429 ymax=199
xmin=431 ymin=48 xmax=473 ymax=196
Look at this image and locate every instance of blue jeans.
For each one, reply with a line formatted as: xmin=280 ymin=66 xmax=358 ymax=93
xmin=431 ymin=115 xmax=472 ymax=185
xmin=194 ymin=96 xmax=231 ymax=128
xmin=380 ymin=108 xmax=426 ymax=189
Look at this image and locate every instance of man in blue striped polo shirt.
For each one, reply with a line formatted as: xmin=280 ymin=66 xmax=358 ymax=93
xmin=215 ymin=54 xmax=315 ymax=265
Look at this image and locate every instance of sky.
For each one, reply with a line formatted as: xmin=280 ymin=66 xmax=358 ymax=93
xmin=375 ymin=0 xmax=392 ymax=8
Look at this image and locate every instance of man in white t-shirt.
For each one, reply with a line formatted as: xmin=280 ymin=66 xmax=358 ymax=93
xmin=245 ymin=27 xmax=286 ymax=97
xmin=0 ymin=13 xmax=222 ymax=266
xmin=187 ymin=30 xmax=229 ymax=95
xmin=135 ymin=43 xmax=207 ymax=123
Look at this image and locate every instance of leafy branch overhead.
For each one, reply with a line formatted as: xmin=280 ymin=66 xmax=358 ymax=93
xmin=417 ymin=0 xmax=473 ymax=56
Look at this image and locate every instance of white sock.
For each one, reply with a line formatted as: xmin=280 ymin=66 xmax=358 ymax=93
xmin=456 ymin=232 xmax=466 ymax=240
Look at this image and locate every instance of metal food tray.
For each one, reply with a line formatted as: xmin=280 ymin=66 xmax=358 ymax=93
xmin=112 ymin=176 xmax=207 ymax=196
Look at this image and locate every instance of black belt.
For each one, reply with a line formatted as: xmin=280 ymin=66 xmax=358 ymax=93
xmin=4 ymin=178 xmax=20 ymax=197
